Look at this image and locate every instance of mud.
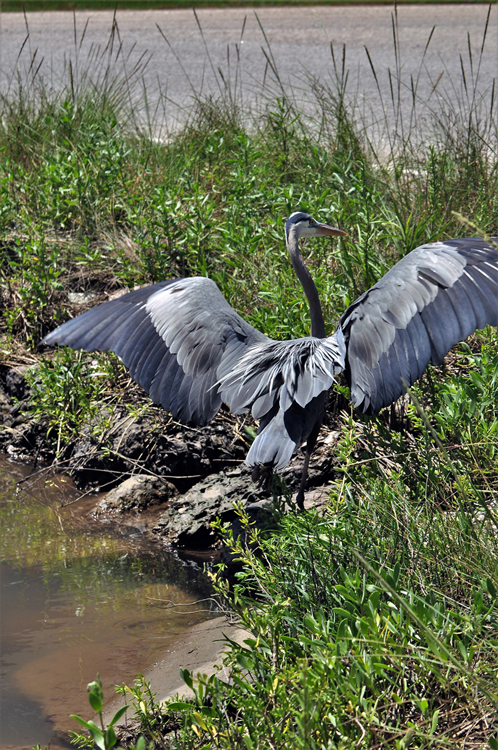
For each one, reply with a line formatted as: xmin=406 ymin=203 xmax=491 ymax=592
xmin=0 ymin=361 xmax=346 ymax=551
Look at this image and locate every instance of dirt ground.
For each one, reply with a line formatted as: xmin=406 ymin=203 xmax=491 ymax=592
xmin=0 ymin=351 xmax=348 ymax=550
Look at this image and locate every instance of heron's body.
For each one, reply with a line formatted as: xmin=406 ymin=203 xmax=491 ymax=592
xmin=42 ymin=212 xmax=498 ymax=508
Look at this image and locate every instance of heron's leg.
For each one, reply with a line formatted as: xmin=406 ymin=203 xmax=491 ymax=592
xmin=252 ymin=465 xmax=273 ymax=495
xmin=295 ymin=422 xmax=321 ymax=511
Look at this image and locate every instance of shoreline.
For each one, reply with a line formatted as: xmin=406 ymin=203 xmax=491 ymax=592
xmin=103 ymin=617 xmax=250 ymax=730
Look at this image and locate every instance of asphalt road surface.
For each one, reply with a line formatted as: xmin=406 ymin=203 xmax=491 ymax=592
xmin=0 ymin=5 xmax=496 ymax=137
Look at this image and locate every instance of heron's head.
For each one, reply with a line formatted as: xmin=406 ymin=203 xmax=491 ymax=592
xmin=285 ymin=211 xmax=347 ymax=242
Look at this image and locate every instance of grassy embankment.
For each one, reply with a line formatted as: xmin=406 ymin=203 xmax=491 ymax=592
xmin=2 ymin=11 xmax=498 ymax=749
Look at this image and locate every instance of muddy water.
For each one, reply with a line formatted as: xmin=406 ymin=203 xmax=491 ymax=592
xmin=0 ymin=457 xmax=214 ymax=749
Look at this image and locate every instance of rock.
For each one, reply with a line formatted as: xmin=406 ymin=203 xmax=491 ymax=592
xmin=4 ymin=366 xmax=30 ymax=400
xmin=67 ymin=292 xmax=98 ymax=305
xmin=65 ymin=405 xmax=247 ymax=492
xmin=93 ymin=475 xmax=178 ymax=517
xmin=112 ymin=422 xmax=149 ymax=460
xmin=152 ymin=470 xmax=259 ymax=548
xmin=0 ymin=390 xmax=11 ymax=415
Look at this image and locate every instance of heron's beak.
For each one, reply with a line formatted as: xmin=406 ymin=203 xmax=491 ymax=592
xmin=316 ymin=223 xmax=347 ymax=237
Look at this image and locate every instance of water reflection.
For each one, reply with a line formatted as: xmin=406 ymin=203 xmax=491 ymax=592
xmin=0 ymin=457 xmax=213 ymax=749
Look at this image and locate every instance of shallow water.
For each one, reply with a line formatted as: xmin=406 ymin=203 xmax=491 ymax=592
xmin=0 ymin=457 xmax=213 ymax=749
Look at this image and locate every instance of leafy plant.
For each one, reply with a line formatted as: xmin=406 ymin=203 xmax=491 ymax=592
xmin=69 ymin=675 xmax=153 ymax=750
xmin=157 ymin=486 xmax=498 ymax=748
xmin=24 ymin=349 xmax=119 ymax=452
xmin=2 ymin=237 xmax=66 ymax=345
xmin=71 ymin=675 xmax=127 ymax=750
xmin=115 ymin=674 xmax=171 ymax=741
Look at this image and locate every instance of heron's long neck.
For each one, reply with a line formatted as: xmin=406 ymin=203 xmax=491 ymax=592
xmin=287 ymin=228 xmax=326 ymax=338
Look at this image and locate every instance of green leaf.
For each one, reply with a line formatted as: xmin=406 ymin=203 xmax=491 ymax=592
xmin=89 ymin=729 xmax=107 ymax=750
xmin=489 ymin=738 xmax=498 ymax=750
xmin=87 ymin=676 xmax=104 ymax=713
xmin=193 ymin=711 xmax=209 ymax=731
xmin=430 ymin=709 xmax=440 ymax=735
xmin=180 ymin=668 xmax=194 ymax=690
xmin=303 ymin=615 xmax=318 ymax=632
xmin=456 ymin=638 xmax=468 ymax=661
xmin=332 ymin=607 xmax=353 ymax=620
xmin=70 ymin=715 xmax=104 ymax=737
xmin=236 ymin=653 xmax=253 ymax=670
xmin=232 ymin=674 xmax=251 ymax=691
xmin=104 ymin=725 xmax=117 ymax=749
xmin=167 ymin=701 xmax=194 ymax=711
xmin=71 ymin=719 xmax=106 ymax=750
xmin=88 ymin=691 xmax=103 ymax=714
xmin=108 ymin=705 xmax=128 ymax=728
xmin=415 ymin=698 xmax=428 ymax=714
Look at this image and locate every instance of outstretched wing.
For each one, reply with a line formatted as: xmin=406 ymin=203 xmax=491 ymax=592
xmin=339 ymin=237 xmax=498 ymax=414
xmin=43 ymin=278 xmax=346 ymax=470
xmin=41 ymin=277 xmax=268 ymax=425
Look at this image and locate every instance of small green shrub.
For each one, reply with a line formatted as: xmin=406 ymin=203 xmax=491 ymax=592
xmin=2 ymin=237 xmax=66 ymax=345
xmin=70 ymin=674 xmax=152 ymax=750
xmin=158 ymin=473 xmax=498 ymax=748
xmin=24 ymin=349 xmax=120 ymax=451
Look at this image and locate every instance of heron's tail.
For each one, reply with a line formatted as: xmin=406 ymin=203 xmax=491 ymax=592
xmin=245 ymin=408 xmax=296 ymax=472
xmin=245 ymin=394 xmax=324 ymax=472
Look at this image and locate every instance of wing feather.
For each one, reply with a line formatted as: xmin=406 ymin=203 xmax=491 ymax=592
xmin=444 ymin=282 xmax=477 ymax=339
xmin=155 ymin=354 xmax=181 ymax=407
xmin=135 ymin=338 xmax=170 ymax=391
xmin=339 ymin=238 xmax=498 ymax=413
xmin=42 ymin=278 xmax=268 ymax=426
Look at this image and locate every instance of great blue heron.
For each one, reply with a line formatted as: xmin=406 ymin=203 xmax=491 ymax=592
xmin=42 ymin=212 xmax=498 ymax=509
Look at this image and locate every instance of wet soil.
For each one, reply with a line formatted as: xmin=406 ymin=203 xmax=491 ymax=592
xmin=0 ymin=355 xmax=347 ymax=552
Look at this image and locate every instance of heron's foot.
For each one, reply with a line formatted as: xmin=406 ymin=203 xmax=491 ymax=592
xmin=251 ymin=465 xmax=274 ymax=496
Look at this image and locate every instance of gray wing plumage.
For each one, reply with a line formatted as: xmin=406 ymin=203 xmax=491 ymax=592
xmin=44 ymin=235 xmax=498 ymax=472
xmin=339 ymin=237 xmax=498 ymax=414
xmin=41 ymin=277 xmax=268 ymax=425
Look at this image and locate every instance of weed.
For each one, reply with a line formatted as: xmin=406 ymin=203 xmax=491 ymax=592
xmin=159 ymin=432 xmax=498 ymax=747
xmin=115 ymin=674 xmax=175 ymax=742
xmin=2 ymin=236 xmax=66 ymax=345
xmin=24 ymin=349 xmax=120 ymax=453
xmin=70 ymin=674 xmax=152 ymax=750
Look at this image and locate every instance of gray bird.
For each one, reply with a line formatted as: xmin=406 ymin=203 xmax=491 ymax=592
xmin=41 ymin=212 xmax=498 ymax=508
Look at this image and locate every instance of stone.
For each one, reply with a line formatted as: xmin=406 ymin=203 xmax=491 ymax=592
xmin=5 ymin=367 xmax=30 ymax=400
xmin=94 ymin=474 xmax=178 ymax=517
xmin=152 ymin=471 xmax=258 ymax=548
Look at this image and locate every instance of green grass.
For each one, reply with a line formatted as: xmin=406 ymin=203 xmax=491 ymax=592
xmin=1 ymin=13 xmax=498 ymax=749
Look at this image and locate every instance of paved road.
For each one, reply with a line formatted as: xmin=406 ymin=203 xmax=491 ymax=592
xmin=0 ymin=5 xmax=496 ymax=138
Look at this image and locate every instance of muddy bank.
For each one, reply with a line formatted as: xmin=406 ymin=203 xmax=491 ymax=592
xmin=103 ymin=617 xmax=250 ymax=739
xmin=0 ymin=360 xmax=345 ymax=551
